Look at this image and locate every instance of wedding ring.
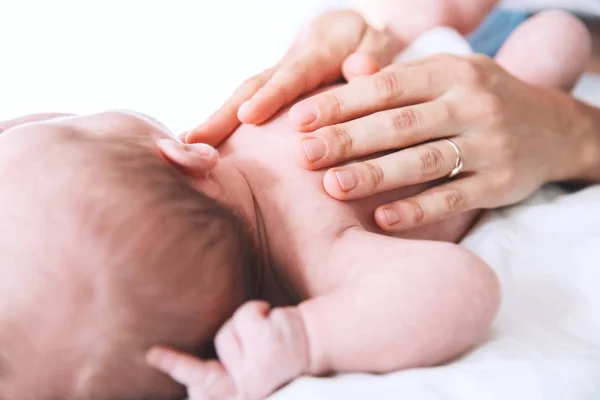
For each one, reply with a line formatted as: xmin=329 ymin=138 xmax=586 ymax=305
xmin=444 ymin=139 xmax=464 ymax=178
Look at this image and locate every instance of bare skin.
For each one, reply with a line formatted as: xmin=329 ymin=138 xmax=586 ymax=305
xmin=0 ymin=109 xmax=497 ymax=400
xmin=188 ymin=9 xmax=595 ymax=234
xmin=0 ymin=8 xmax=591 ymax=400
xmin=150 ymin=9 xmax=594 ymax=400
xmin=151 ymin=101 xmax=500 ymax=399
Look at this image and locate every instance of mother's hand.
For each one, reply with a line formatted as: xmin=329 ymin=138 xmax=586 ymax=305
xmin=291 ymin=54 xmax=599 ymax=231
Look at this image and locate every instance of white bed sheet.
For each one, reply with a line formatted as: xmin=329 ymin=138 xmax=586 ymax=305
xmin=1 ymin=1 xmax=599 ymax=399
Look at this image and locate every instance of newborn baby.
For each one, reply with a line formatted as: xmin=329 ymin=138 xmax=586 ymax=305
xmin=0 ymin=107 xmax=499 ymax=400
xmin=0 ymin=10 xmax=591 ymax=400
xmin=0 ymin=112 xmax=257 ymax=399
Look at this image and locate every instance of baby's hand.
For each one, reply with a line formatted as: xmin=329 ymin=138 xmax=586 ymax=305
xmin=146 ymin=301 xmax=311 ymax=400
xmin=185 ymin=10 xmax=402 ymax=146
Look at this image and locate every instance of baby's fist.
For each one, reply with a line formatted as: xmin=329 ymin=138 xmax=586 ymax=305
xmin=146 ymin=301 xmax=311 ymax=400
xmin=215 ymin=301 xmax=311 ymax=399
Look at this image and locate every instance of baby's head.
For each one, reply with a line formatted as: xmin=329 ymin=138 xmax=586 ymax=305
xmin=0 ymin=112 xmax=256 ymax=400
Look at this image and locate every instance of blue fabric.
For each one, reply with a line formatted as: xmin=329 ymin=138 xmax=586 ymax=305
xmin=467 ymin=9 xmax=530 ymax=57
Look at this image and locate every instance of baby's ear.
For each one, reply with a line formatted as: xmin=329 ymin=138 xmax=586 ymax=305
xmin=156 ymin=139 xmax=219 ymax=178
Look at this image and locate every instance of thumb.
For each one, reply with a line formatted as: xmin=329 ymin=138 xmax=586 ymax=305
xmin=146 ymin=347 xmax=237 ymax=398
xmin=342 ymin=27 xmax=404 ymax=81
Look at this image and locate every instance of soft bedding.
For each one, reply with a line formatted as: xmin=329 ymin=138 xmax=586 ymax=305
xmin=1 ymin=1 xmax=599 ymax=399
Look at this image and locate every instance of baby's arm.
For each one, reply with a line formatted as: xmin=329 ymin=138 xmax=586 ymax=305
xmin=297 ymin=230 xmax=499 ymax=374
xmin=147 ymin=231 xmax=499 ymax=399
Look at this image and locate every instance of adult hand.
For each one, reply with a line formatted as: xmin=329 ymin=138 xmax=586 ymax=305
xmin=290 ymin=54 xmax=600 ymax=231
xmin=185 ymin=10 xmax=402 ymax=146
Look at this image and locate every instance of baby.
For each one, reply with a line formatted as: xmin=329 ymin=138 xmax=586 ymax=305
xmin=0 ymin=10 xmax=591 ymax=400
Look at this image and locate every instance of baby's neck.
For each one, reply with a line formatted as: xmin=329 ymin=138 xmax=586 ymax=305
xmin=237 ymin=171 xmax=300 ymax=307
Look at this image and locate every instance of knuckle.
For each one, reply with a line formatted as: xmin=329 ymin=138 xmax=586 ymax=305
xmin=405 ymin=199 xmax=425 ymax=225
xmin=469 ymin=53 xmax=494 ymax=66
xmin=391 ymin=108 xmax=420 ymax=137
xmin=284 ymin=60 xmax=305 ymax=78
xmin=241 ymin=74 xmax=261 ymax=89
xmin=373 ymin=71 xmax=402 ymax=103
xmin=267 ymin=309 xmax=292 ymax=336
xmin=418 ymin=147 xmax=445 ymax=177
xmin=241 ymin=70 xmax=270 ymax=92
xmin=321 ymin=94 xmax=344 ymax=120
xmin=492 ymin=132 xmax=515 ymax=160
xmin=496 ymin=169 xmax=518 ymax=193
xmin=455 ymin=58 xmax=485 ymax=87
xmin=443 ymin=190 xmax=466 ymax=213
xmin=430 ymin=53 xmax=459 ymax=64
xmin=475 ymin=92 xmax=506 ymax=124
xmin=439 ymin=100 xmax=455 ymax=122
xmin=361 ymin=161 xmax=385 ymax=189
xmin=268 ymin=81 xmax=289 ymax=101
xmin=328 ymin=124 xmax=354 ymax=158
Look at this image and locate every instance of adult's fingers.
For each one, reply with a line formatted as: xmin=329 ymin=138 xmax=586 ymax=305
xmin=373 ymin=175 xmax=485 ymax=232
xmin=298 ymin=100 xmax=458 ymax=169
xmin=342 ymin=27 xmax=403 ymax=81
xmin=322 ymin=137 xmax=473 ymax=200
xmin=289 ymin=61 xmax=452 ymax=131
xmin=237 ymin=51 xmax=342 ymax=126
xmin=342 ymin=53 xmax=381 ymax=81
xmin=185 ymin=68 xmax=275 ymax=146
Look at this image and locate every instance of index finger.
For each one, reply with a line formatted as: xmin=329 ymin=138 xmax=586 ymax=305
xmin=238 ymin=50 xmax=343 ymax=126
xmin=185 ymin=68 xmax=275 ymax=146
xmin=289 ymin=61 xmax=451 ymax=132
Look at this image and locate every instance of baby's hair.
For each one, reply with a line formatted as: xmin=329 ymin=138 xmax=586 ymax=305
xmin=0 ymin=128 xmax=257 ymax=400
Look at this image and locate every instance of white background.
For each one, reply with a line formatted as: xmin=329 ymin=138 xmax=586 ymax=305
xmin=0 ymin=0 xmax=343 ymax=133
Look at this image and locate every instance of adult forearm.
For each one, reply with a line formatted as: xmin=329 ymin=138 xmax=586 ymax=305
xmin=562 ymin=99 xmax=600 ymax=184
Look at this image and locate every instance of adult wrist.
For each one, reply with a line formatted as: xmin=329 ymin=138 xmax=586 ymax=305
xmin=562 ymin=100 xmax=600 ymax=183
xmin=546 ymin=94 xmax=600 ymax=184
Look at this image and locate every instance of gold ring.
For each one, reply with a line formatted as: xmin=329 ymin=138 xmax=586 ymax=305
xmin=444 ymin=139 xmax=463 ymax=178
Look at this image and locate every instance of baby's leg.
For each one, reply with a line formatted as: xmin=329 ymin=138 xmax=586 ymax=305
xmin=495 ymin=11 xmax=591 ymax=91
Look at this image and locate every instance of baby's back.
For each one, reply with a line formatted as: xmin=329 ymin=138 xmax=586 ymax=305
xmin=221 ymin=106 xmax=479 ymax=298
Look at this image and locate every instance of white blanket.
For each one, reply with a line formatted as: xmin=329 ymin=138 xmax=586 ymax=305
xmin=1 ymin=1 xmax=599 ymax=399
xmin=273 ymin=185 xmax=600 ymax=400
xmin=272 ymin=25 xmax=600 ymax=400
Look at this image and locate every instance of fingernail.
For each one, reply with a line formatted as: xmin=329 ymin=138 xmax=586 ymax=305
xmin=301 ymin=138 xmax=327 ymax=162
xmin=290 ymin=101 xmax=319 ymax=126
xmin=335 ymin=170 xmax=358 ymax=192
xmin=383 ymin=208 xmax=401 ymax=226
